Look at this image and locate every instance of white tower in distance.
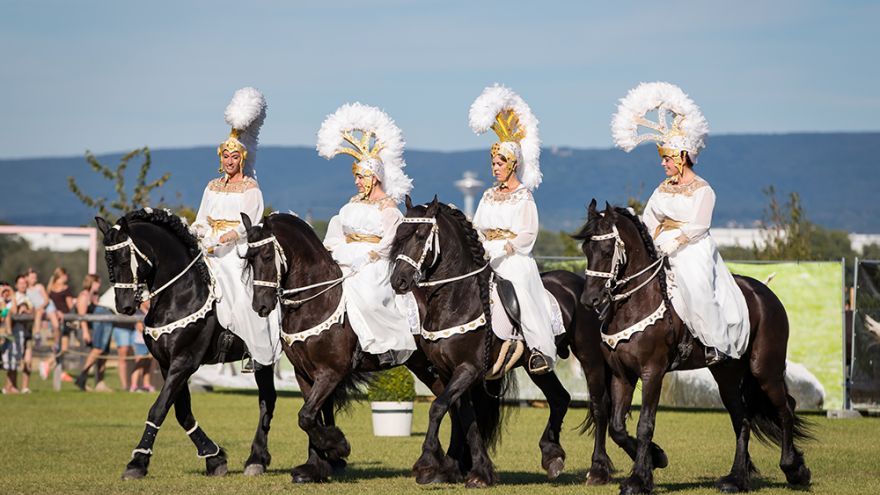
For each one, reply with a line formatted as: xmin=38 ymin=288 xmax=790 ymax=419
xmin=455 ymin=171 xmax=484 ymax=219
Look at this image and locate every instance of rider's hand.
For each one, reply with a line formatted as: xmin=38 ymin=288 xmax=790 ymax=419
xmin=219 ymin=231 xmax=238 ymax=244
xmin=503 ymin=242 xmax=515 ymax=255
xmin=658 ymin=238 xmax=681 ymax=257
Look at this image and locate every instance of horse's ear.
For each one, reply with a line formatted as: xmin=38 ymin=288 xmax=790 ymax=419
xmin=240 ymin=213 xmax=253 ymax=232
xmin=604 ymin=201 xmax=618 ymax=220
xmin=405 ymin=194 xmax=413 ymax=210
xmin=118 ymin=216 xmax=130 ymax=234
xmin=426 ymin=196 xmax=440 ymax=216
xmin=95 ymin=217 xmax=111 ymax=237
xmin=587 ymin=199 xmax=598 ymax=218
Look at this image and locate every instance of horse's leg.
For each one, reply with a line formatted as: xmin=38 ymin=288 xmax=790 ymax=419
xmin=608 ymin=373 xmax=669 ymax=470
xmin=582 ymin=360 xmax=614 ymax=485
xmin=407 ymin=353 xmax=470 ymax=475
xmin=620 ymin=371 xmax=663 ymax=495
xmin=291 ymin=373 xmax=350 ymax=483
xmin=243 ymin=364 xmax=277 ymax=476
xmin=172 ymin=380 xmax=228 ymax=477
xmin=711 ymin=365 xmax=753 ymax=493
xmin=413 ymin=364 xmax=480 ymax=485
xmin=455 ymin=386 xmax=497 ymax=488
xmin=122 ymin=356 xmax=205 ymax=480
xmin=527 ymin=370 xmax=570 ymax=480
xmin=320 ymin=398 xmax=348 ymax=474
xmin=751 ymin=366 xmax=811 ymax=486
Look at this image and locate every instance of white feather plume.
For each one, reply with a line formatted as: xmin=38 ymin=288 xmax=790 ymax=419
xmin=224 ymin=87 xmax=267 ymax=176
xmin=316 ymin=102 xmax=412 ymax=202
xmin=468 ymin=84 xmax=542 ymax=190
xmin=611 ymin=82 xmax=708 ymax=160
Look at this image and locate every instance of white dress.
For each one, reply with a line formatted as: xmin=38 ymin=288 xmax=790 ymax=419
xmin=191 ymin=177 xmax=281 ymax=366
xmin=642 ymin=176 xmax=750 ymax=359
xmin=323 ymin=196 xmax=417 ymax=363
xmin=472 ymin=185 xmax=559 ymax=363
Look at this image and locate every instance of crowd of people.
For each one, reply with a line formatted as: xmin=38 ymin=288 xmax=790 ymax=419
xmin=0 ymin=268 xmax=155 ymax=394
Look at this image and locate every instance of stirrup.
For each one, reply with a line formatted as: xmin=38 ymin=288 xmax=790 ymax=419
xmin=241 ymin=355 xmax=255 ymax=374
xmin=705 ymin=347 xmax=729 ymax=367
xmin=527 ymin=350 xmax=552 ymax=375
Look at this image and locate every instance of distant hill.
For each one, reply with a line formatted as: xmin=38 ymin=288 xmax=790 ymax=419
xmin=2 ymin=133 xmax=878 ymax=232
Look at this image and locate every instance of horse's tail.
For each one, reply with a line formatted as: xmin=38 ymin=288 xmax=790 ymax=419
xmin=471 ymin=371 xmax=518 ymax=452
xmin=330 ymin=370 xmax=372 ymax=415
xmin=742 ymin=370 xmax=813 ymax=447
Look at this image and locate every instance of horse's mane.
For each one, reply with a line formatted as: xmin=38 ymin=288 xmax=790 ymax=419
xmin=574 ymin=205 xmax=674 ymax=326
xmin=118 ymin=208 xmax=211 ymax=286
xmin=436 ymin=203 xmax=487 ymax=270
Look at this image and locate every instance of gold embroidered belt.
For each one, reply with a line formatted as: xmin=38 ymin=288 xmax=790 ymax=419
xmin=483 ymin=229 xmax=517 ymax=241
xmin=207 ymin=217 xmax=241 ymax=235
xmin=345 ymin=233 xmax=382 ymax=244
xmin=653 ymin=219 xmax=684 ymax=239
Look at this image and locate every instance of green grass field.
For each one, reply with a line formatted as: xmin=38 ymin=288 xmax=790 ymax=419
xmin=1 ymin=377 xmax=878 ymax=495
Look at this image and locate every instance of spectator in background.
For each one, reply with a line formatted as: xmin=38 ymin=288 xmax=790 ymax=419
xmin=46 ymin=267 xmax=75 ymax=381
xmin=13 ymin=275 xmax=34 ymax=393
xmin=129 ymin=301 xmax=155 ymax=392
xmin=74 ymin=274 xmax=112 ymax=392
xmin=98 ymin=289 xmax=140 ymax=392
xmin=26 ymin=268 xmax=55 ymax=379
xmin=1 ymin=281 xmax=20 ymax=394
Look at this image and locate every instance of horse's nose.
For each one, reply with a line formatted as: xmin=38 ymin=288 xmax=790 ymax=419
xmin=258 ymin=306 xmax=270 ymax=318
xmin=120 ymin=305 xmax=135 ymax=315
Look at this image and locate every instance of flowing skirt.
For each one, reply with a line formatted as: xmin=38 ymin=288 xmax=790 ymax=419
xmin=657 ymin=231 xmax=750 ymax=359
xmin=206 ymin=242 xmax=282 ymax=366
xmin=334 ymin=241 xmax=417 ymax=362
xmin=484 ymin=240 xmax=559 ymax=363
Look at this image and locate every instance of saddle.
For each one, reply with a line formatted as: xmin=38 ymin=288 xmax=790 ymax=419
xmin=486 ymin=277 xmax=525 ymax=380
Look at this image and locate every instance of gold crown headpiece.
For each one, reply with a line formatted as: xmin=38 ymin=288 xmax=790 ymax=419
xmin=217 ymin=88 xmax=267 ymax=176
xmin=611 ymin=82 xmax=708 ymax=164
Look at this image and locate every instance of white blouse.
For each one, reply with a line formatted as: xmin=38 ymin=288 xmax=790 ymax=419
xmin=191 ymin=177 xmax=264 ymax=245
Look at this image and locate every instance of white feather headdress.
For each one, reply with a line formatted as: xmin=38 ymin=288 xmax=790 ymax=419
xmin=469 ymin=84 xmax=542 ymax=191
xmin=611 ymin=82 xmax=708 ymax=161
xmin=219 ymin=87 xmax=267 ymax=177
xmin=316 ymin=102 xmax=412 ymax=202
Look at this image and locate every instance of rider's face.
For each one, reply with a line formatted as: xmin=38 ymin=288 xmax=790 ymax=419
xmin=222 ymin=151 xmax=243 ymax=177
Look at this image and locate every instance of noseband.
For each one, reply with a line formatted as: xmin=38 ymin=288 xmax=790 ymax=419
xmin=395 ymin=217 xmax=440 ymax=281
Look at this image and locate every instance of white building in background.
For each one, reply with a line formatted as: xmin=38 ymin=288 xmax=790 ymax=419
xmin=18 ymin=232 xmax=92 ymax=252
xmin=711 ymin=228 xmax=880 ymax=253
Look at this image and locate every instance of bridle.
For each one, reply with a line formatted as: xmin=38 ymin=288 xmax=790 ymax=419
xmin=395 ymin=216 xmax=488 ymax=288
xmin=584 ymin=223 xmax=666 ymax=317
xmin=105 ymin=229 xmax=205 ymax=303
xmin=247 ymin=233 xmax=346 ymax=308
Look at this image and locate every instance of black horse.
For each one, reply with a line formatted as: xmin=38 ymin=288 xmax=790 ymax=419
xmin=242 ymin=212 xmax=473 ymax=483
xmin=574 ymin=201 xmax=812 ymax=494
xmin=389 ymin=197 xmax=628 ymax=487
xmin=96 ymin=209 xmax=278 ymax=480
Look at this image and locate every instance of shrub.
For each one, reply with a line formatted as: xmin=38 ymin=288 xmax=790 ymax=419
xmin=367 ymin=367 xmax=415 ymax=402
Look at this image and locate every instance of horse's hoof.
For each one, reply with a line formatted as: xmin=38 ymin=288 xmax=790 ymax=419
xmin=546 ymin=457 xmax=565 ymax=480
xmin=207 ymin=462 xmax=228 ymax=477
xmin=243 ymin=464 xmax=266 ymax=476
xmin=586 ymin=466 xmax=612 ymax=485
xmin=121 ymin=468 xmax=146 ymax=480
xmin=620 ymin=476 xmax=652 ymax=495
xmin=650 ymin=444 xmax=668 ymax=469
xmin=784 ymin=465 xmax=811 ymax=487
xmin=465 ymin=476 xmax=489 ymax=489
xmin=715 ymin=475 xmax=747 ymax=493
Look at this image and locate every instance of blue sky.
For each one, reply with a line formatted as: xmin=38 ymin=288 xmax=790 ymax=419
xmin=1 ymin=0 xmax=877 ymax=158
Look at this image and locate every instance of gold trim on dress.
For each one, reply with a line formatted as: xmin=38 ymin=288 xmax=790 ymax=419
xmin=653 ymin=219 xmax=684 ymax=240
xmin=345 ymin=233 xmax=382 ymax=244
xmin=207 ymin=217 xmax=241 ymax=235
xmin=483 ymin=229 xmax=517 ymax=241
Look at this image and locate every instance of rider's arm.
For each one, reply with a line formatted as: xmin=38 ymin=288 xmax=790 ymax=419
xmin=230 ymin=186 xmax=265 ymax=242
xmin=641 ymin=189 xmax=661 ymax=238
xmin=506 ymin=197 xmax=539 ymax=256
xmin=372 ymin=206 xmax=404 ymax=261
xmin=190 ymin=185 xmax=212 ymax=238
xmin=678 ymin=185 xmax=715 ymax=244
xmin=323 ymin=215 xmax=344 ymax=252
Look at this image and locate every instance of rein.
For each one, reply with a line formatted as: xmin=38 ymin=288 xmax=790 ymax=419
xmin=395 ymin=216 xmax=488 ymax=288
xmin=248 ymin=234 xmax=347 ymax=308
xmin=584 ymin=221 xmax=670 ymax=349
xmin=106 ymin=234 xmax=205 ymax=302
